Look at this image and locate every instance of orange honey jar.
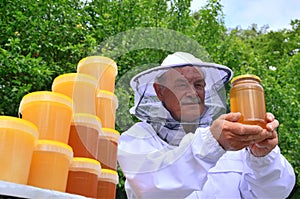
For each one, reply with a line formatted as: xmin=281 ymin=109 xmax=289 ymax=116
xmin=27 ymin=140 xmax=73 ymax=192
xmin=0 ymin=116 xmax=38 ymax=184
xmin=230 ymin=74 xmax=266 ymax=128
xmin=66 ymin=157 xmax=101 ymax=198
xmin=97 ymin=169 xmax=118 ymax=199
xmin=68 ymin=113 xmax=101 ymax=159
xmin=19 ymin=91 xmax=73 ymax=143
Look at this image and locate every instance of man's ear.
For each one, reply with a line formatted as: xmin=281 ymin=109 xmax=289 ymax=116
xmin=153 ymin=82 xmax=164 ymax=101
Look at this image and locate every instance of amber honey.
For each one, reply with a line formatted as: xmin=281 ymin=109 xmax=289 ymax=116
xmin=68 ymin=113 xmax=101 ymax=159
xmin=97 ymin=128 xmax=120 ymax=170
xmin=0 ymin=116 xmax=38 ymax=184
xmin=95 ymin=90 xmax=118 ymax=129
xmin=230 ymin=74 xmax=266 ymax=128
xmin=27 ymin=140 xmax=73 ymax=191
xmin=19 ymin=91 xmax=73 ymax=143
xmin=77 ymin=56 xmax=118 ymax=92
xmin=66 ymin=157 xmax=101 ymax=198
xmin=52 ymin=73 xmax=98 ymax=114
xmin=97 ymin=169 xmax=118 ymax=199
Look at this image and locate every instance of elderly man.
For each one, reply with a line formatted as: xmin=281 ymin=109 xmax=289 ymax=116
xmin=117 ymin=52 xmax=295 ymax=198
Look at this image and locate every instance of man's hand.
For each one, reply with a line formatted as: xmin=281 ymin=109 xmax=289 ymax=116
xmin=249 ymin=113 xmax=279 ymax=157
xmin=210 ymin=112 xmax=276 ymax=154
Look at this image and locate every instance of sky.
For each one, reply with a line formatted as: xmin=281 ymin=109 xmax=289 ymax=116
xmin=190 ymin=0 xmax=300 ymax=31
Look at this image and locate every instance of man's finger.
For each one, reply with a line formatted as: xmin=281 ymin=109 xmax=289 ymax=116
xmin=225 ymin=122 xmax=263 ymax=136
xmin=224 ymin=112 xmax=241 ymax=122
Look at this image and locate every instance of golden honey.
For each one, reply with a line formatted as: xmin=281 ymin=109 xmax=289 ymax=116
xmin=230 ymin=74 xmax=266 ymax=128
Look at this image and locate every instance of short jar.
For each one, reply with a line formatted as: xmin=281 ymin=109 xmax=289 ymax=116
xmin=230 ymin=74 xmax=266 ymax=128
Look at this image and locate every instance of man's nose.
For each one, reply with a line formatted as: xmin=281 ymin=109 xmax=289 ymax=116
xmin=185 ymin=85 xmax=198 ymax=96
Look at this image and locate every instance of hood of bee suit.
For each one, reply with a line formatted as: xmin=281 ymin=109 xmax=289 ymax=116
xmin=129 ymin=51 xmax=233 ymax=125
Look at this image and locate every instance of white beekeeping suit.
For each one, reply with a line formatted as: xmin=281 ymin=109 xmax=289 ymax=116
xmin=118 ymin=52 xmax=295 ymax=199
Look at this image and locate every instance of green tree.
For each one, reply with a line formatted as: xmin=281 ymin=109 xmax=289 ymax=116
xmin=0 ymin=0 xmax=299 ymax=197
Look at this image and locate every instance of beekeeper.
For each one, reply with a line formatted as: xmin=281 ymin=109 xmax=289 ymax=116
xmin=117 ymin=52 xmax=295 ymax=198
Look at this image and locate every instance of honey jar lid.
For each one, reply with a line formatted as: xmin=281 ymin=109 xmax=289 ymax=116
xmin=0 ymin=116 xmax=38 ymax=138
xmin=19 ymin=91 xmax=73 ymax=113
xmin=99 ymin=128 xmax=120 ymax=143
xmin=52 ymin=73 xmax=98 ymax=90
xmin=34 ymin=140 xmax=73 ymax=161
xmin=98 ymin=169 xmax=119 ymax=184
xmin=77 ymin=56 xmax=118 ymax=76
xmin=70 ymin=157 xmax=101 ymax=176
xmin=96 ymin=90 xmax=118 ymax=109
xmin=72 ymin=113 xmax=102 ymax=132
xmin=230 ymin=74 xmax=261 ymax=84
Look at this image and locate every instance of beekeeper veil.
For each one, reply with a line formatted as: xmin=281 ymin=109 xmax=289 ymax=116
xmin=130 ymin=52 xmax=233 ymax=127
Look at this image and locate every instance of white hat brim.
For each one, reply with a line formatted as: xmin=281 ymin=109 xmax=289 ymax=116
xmin=130 ymin=62 xmax=233 ymax=92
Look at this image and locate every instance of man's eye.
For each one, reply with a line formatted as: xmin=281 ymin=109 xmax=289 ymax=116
xmin=176 ymin=84 xmax=188 ymax=89
xmin=195 ymin=83 xmax=205 ymax=89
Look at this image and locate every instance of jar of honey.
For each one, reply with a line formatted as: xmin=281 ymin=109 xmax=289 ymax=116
xmin=229 ymin=74 xmax=266 ymax=128
xmin=97 ymin=128 xmax=120 ymax=170
xmin=66 ymin=157 xmax=101 ymax=198
xmin=97 ymin=169 xmax=118 ymax=199
xmin=27 ymin=140 xmax=73 ymax=192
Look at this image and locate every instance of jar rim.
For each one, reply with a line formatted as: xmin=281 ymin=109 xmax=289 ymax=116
xmin=231 ymin=74 xmax=261 ymax=84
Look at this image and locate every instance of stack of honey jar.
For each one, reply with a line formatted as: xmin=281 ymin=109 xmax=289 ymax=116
xmin=0 ymin=56 xmax=119 ymax=199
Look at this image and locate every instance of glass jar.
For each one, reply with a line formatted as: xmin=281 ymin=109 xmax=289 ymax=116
xmin=230 ymin=74 xmax=266 ymax=128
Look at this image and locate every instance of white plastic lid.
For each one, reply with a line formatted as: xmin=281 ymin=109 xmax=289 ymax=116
xmin=52 ymin=73 xmax=98 ymax=90
xmin=70 ymin=157 xmax=101 ymax=176
xmin=77 ymin=56 xmax=118 ymax=76
xmin=99 ymin=128 xmax=120 ymax=143
xmin=0 ymin=116 xmax=38 ymax=138
xmin=19 ymin=91 xmax=73 ymax=113
xmin=72 ymin=113 xmax=102 ymax=132
xmin=98 ymin=169 xmax=119 ymax=184
xmin=96 ymin=90 xmax=118 ymax=109
xmin=34 ymin=140 xmax=73 ymax=161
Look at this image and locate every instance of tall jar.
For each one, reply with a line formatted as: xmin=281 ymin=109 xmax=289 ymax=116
xmin=229 ymin=74 xmax=266 ymax=128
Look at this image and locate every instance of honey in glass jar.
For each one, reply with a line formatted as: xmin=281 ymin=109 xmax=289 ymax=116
xmin=230 ymin=74 xmax=266 ymax=128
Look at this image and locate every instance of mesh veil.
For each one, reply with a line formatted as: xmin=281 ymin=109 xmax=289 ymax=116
xmin=129 ymin=52 xmax=233 ymax=126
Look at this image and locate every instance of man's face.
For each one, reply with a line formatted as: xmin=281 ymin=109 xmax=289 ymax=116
xmin=154 ymin=66 xmax=206 ymax=122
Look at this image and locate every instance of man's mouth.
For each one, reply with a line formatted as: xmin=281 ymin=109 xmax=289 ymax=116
xmin=180 ymin=98 xmax=201 ymax=105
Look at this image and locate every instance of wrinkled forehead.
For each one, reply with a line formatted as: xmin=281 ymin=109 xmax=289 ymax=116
xmin=156 ymin=66 xmax=205 ymax=83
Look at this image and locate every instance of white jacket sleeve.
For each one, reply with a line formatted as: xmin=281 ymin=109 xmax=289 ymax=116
xmin=117 ymin=122 xmax=225 ymax=199
xmin=240 ymin=146 xmax=296 ymax=198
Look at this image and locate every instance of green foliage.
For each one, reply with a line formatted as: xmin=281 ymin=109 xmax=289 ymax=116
xmin=0 ymin=0 xmax=299 ymax=197
xmin=0 ymin=45 xmax=53 ymax=116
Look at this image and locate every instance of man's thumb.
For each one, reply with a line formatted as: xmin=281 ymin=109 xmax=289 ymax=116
xmin=225 ymin=112 xmax=241 ymax=122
